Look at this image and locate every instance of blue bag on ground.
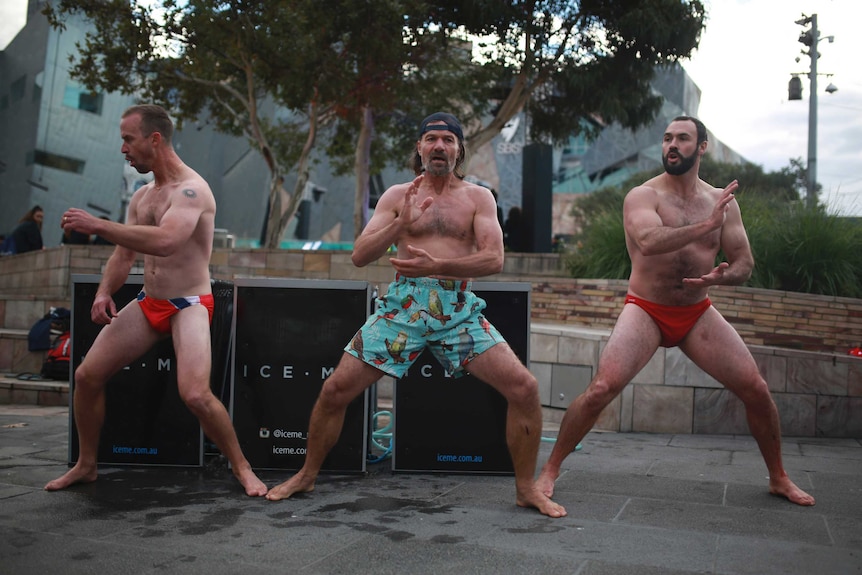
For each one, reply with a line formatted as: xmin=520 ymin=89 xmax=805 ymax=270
xmin=28 ymin=307 xmax=71 ymax=351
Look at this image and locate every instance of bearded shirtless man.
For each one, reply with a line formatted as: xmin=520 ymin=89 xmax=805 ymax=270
xmin=46 ymin=104 xmax=267 ymax=497
xmin=536 ymin=116 xmax=815 ymax=507
xmin=265 ymin=112 xmax=566 ymax=518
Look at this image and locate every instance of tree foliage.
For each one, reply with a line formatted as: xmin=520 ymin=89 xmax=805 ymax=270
xmin=698 ymin=154 xmax=805 ymax=203
xmin=424 ymin=0 xmax=706 ymax=156
xmin=44 ymin=0 xmax=708 ymax=246
xmin=44 ymin=0 xmax=346 ymax=247
xmin=43 ymin=0 xmax=475 ymax=244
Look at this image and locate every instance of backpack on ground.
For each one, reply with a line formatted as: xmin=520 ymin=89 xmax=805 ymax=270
xmin=41 ymin=331 xmax=71 ymax=380
xmin=28 ymin=307 xmax=71 ymax=352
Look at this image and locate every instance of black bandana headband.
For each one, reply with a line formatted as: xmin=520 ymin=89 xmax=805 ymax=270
xmin=418 ymin=112 xmax=463 ymax=142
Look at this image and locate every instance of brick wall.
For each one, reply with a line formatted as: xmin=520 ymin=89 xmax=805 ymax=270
xmin=522 ymin=278 xmax=862 ymax=355
xmin=2 ymin=245 xmax=861 ymax=355
xmin=530 ymin=324 xmax=862 ymax=438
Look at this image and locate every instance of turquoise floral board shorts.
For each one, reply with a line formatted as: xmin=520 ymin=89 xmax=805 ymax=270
xmin=344 ymin=274 xmax=505 ymax=378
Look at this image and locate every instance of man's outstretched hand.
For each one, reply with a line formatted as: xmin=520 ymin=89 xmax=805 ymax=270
xmin=682 ymin=262 xmax=729 ymax=288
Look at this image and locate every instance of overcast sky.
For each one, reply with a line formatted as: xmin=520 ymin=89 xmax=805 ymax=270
xmin=683 ymin=0 xmax=862 ymax=216
xmin=2 ymin=0 xmax=860 ymax=214
xmin=0 ymin=2 xmax=26 ymax=52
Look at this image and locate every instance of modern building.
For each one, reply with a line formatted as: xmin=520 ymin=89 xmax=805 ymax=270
xmin=0 ymin=1 xmax=145 ymax=248
xmin=1 ymin=3 xmax=745 ymax=250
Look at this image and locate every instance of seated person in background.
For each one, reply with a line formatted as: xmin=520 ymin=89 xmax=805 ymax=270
xmin=63 ymin=227 xmax=91 ymax=245
xmin=8 ymin=205 xmax=45 ymax=254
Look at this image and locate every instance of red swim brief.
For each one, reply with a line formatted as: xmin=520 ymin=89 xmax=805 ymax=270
xmin=136 ymin=291 xmax=214 ymax=334
xmin=624 ymin=294 xmax=711 ymax=348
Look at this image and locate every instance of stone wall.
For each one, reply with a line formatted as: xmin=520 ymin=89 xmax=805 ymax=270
xmin=1 ymin=245 xmax=860 ymax=437
xmin=531 ymin=324 xmax=862 ymax=439
xmin=528 ymin=279 xmax=862 ymax=355
xmin=1 ymin=245 xmax=861 ymax=355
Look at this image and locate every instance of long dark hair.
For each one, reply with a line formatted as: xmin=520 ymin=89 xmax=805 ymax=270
xmin=19 ymin=205 xmax=43 ymax=229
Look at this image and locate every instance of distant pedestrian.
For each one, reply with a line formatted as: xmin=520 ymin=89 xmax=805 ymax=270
xmin=62 ymin=227 xmax=91 ymax=245
xmin=6 ymin=206 xmax=45 ymax=254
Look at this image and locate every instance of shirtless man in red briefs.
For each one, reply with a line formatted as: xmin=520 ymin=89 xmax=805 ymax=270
xmin=46 ymin=104 xmax=267 ymax=497
xmin=536 ymin=116 xmax=815 ymax=507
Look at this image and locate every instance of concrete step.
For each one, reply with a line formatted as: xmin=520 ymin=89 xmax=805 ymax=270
xmin=0 ymin=374 xmax=69 ymax=406
xmin=0 ymin=328 xmax=45 ymax=374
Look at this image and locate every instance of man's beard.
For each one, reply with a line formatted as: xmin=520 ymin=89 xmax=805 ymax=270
xmin=662 ymin=149 xmax=697 ymax=176
xmin=423 ymin=154 xmax=454 ymax=177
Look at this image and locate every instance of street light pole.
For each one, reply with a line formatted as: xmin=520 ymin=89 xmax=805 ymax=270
xmin=794 ymin=13 xmax=836 ymax=208
xmin=806 ymin=14 xmax=818 ymax=208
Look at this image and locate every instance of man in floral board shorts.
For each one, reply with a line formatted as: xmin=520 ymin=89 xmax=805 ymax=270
xmin=266 ymin=112 xmax=566 ymax=518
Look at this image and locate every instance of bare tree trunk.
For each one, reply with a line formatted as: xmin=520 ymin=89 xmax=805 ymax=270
xmin=353 ymin=104 xmax=373 ymax=240
xmin=264 ymin=101 xmax=320 ymax=249
xmin=262 ymin=175 xmax=284 ymax=247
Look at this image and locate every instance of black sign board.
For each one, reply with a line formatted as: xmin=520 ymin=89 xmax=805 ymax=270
xmin=230 ymin=279 xmax=371 ymax=472
xmin=392 ymin=282 xmax=531 ymax=474
xmin=68 ymin=275 xmax=204 ymax=467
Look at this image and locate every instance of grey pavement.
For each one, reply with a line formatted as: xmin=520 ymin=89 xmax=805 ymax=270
xmin=1 ymin=404 xmax=861 ymax=575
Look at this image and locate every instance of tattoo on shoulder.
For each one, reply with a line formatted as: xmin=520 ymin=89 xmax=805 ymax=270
xmin=183 ymin=189 xmax=197 ymax=199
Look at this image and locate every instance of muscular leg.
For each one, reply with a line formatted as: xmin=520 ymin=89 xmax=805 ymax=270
xmin=266 ymin=353 xmax=383 ymax=501
xmin=468 ymin=344 xmax=566 ymax=518
xmin=45 ymin=302 xmax=161 ymax=490
xmin=680 ymin=308 xmax=815 ymax=506
xmin=536 ymin=305 xmax=661 ymax=498
xmin=171 ymin=307 xmax=267 ymax=497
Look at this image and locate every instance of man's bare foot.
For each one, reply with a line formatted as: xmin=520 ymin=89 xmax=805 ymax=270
xmin=44 ymin=464 xmax=98 ymax=491
xmin=517 ymin=485 xmax=567 ymax=518
xmin=535 ymin=466 xmax=559 ymax=499
xmin=233 ymin=465 xmax=268 ymax=497
xmin=769 ymin=476 xmax=815 ymax=506
xmin=265 ymin=472 xmax=315 ymax=501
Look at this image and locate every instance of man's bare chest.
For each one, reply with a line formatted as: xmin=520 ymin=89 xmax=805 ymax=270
xmin=658 ymin=197 xmax=712 ymax=227
xmin=409 ymin=201 xmax=473 ymax=239
xmin=137 ymin=197 xmax=170 ymax=226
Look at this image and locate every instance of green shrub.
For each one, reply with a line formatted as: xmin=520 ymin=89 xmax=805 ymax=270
xmin=742 ymin=198 xmax=862 ymax=298
xmin=565 ymin=208 xmax=630 ymax=280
